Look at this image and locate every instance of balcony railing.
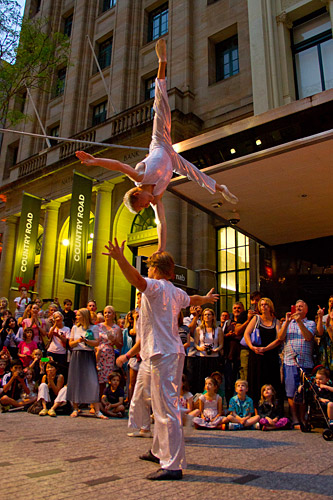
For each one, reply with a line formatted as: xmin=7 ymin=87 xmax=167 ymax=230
xmin=11 ymin=98 xmax=154 ymax=180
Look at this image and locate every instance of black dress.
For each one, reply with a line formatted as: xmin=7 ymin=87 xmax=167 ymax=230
xmin=248 ymin=318 xmax=282 ymax=407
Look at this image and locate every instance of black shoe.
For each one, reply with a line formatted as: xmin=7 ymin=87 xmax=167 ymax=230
xmin=139 ymin=450 xmax=160 ymax=464
xmin=146 ymin=468 xmax=183 ymax=480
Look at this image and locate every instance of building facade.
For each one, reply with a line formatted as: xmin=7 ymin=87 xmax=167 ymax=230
xmin=0 ymin=0 xmax=332 ymax=317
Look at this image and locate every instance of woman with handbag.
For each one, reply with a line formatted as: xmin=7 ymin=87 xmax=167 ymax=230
xmin=244 ymin=298 xmax=282 ymax=408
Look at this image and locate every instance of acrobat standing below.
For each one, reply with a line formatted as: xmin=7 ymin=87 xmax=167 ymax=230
xmin=76 ymin=39 xmax=238 ymax=253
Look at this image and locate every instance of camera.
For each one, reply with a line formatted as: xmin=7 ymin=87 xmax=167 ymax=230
xmin=205 ymin=344 xmax=214 ymax=355
xmin=18 ymin=371 xmax=25 ymax=379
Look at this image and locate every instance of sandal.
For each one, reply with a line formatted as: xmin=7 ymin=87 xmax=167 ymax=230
xmin=95 ymin=411 xmax=108 ymax=420
xmin=39 ymin=408 xmax=48 ymax=416
xmin=70 ymin=410 xmax=80 ymax=418
xmin=48 ymin=409 xmax=57 ymax=417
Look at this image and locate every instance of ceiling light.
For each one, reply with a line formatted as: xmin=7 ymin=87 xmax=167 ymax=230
xmin=230 ymin=148 xmax=236 ymax=154
xmin=256 ymin=139 xmax=262 ymax=146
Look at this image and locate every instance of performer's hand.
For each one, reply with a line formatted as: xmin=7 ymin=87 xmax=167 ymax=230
xmin=205 ymin=288 xmax=219 ymax=304
xmin=75 ymin=151 xmax=96 ymax=166
xmin=102 ymin=238 xmax=125 ymax=261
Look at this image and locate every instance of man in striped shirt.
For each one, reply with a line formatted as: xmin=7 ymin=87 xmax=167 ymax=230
xmin=278 ymin=300 xmax=316 ymax=428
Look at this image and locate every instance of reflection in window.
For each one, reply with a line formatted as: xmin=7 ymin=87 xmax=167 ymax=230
xmin=292 ymin=10 xmax=333 ymax=99
xmin=217 ymin=227 xmax=250 ymax=313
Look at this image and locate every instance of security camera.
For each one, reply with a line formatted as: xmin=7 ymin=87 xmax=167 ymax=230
xmin=227 ymin=212 xmax=240 ymax=225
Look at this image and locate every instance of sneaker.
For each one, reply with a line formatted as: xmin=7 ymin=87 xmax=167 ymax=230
xmin=228 ymin=423 xmax=242 ymax=430
xmin=254 ymin=422 xmax=261 ymax=430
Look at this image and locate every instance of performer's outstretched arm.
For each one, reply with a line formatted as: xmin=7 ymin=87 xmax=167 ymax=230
xmin=75 ymin=151 xmax=143 ymax=183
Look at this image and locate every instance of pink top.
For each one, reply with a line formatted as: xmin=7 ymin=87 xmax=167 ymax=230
xmin=22 ymin=318 xmax=46 ymax=344
xmin=18 ymin=340 xmax=38 ymax=367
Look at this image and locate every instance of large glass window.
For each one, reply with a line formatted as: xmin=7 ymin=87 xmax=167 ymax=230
xmin=148 ymin=4 xmax=168 ymax=42
xmin=63 ymin=14 xmax=73 ymax=37
xmin=98 ymin=37 xmax=113 ymax=70
xmin=292 ymin=10 xmax=333 ymax=99
xmin=145 ymin=76 xmax=156 ymax=100
xmin=217 ymin=227 xmax=250 ymax=313
xmin=215 ymin=35 xmax=239 ymax=82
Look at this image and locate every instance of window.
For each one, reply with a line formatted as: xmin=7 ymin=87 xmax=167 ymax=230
xmin=102 ymin=0 xmax=116 ymax=13
xmin=145 ymin=76 xmax=156 ymax=100
xmin=30 ymin=0 xmax=41 ymax=17
xmin=148 ymin=3 xmax=168 ymax=42
xmin=292 ymin=10 xmax=333 ymax=99
xmin=3 ymin=141 xmax=19 ymax=179
xmin=54 ymin=68 xmax=66 ymax=97
xmin=98 ymin=37 xmax=113 ymax=70
xmin=64 ymin=14 xmax=73 ymax=37
xmin=49 ymin=125 xmax=59 ymax=146
xmin=216 ymin=35 xmax=239 ymax=82
xmin=92 ymin=101 xmax=107 ymax=126
xmin=217 ymin=227 xmax=250 ymax=313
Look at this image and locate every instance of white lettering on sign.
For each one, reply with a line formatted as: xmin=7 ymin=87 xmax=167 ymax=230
xmin=20 ymin=212 xmax=33 ymax=272
xmin=74 ymin=195 xmax=85 ymax=262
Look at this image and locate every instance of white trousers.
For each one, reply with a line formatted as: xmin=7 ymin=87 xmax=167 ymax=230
xmin=151 ymin=353 xmax=186 ymax=471
xmin=37 ymin=383 xmax=67 ymax=404
xmin=128 ymin=359 xmax=151 ymax=431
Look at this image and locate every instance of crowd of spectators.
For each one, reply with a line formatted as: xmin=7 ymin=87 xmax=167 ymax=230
xmin=0 ymin=286 xmax=332 ymax=432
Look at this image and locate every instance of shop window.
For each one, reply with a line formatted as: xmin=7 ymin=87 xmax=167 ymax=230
xmin=292 ymin=10 xmax=333 ymax=99
xmin=102 ymin=0 xmax=116 ymax=13
xmin=217 ymin=227 xmax=250 ymax=313
xmin=54 ymin=68 xmax=66 ymax=97
xmin=97 ymin=37 xmax=113 ymax=70
xmin=92 ymin=101 xmax=107 ymax=126
xmin=148 ymin=3 xmax=168 ymax=42
xmin=63 ymin=14 xmax=73 ymax=37
xmin=216 ymin=35 xmax=239 ymax=82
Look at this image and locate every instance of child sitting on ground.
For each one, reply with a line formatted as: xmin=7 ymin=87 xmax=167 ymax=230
xmin=179 ymin=374 xmax=199 ymax=425
xmin=202 ymin=371 xmax=226 ymax=408
xmin=257 ymin=384 xmax=290 ymax=431
xmin=0 ymin=359 xmax=31 ymax=409
xmin=227 ymin=379 xmax=260 ymax=430
xmin=312 ymin=368 xmax=333 ymax=428
xmin=101 ymin=371 xmax=125 ymax=418
xmin=76 ymin=39 xmax=238 ymax=254
xmin=193 ymin=377 xmax=228 ymax=429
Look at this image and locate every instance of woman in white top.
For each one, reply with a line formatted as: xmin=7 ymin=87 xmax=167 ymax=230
xmin=47 ymin=311 xmax=70 ymax=378
xmin=14 ymin=286 xmax=31 ymax=320
xmin=194 ymin=308 xmax=224 ymax=391
xmin=67 ymin=308 xmax=107 ymax=419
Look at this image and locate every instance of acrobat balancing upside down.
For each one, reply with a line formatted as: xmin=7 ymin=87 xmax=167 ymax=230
xmin=76 ymin=38 xmax=238 ymax=253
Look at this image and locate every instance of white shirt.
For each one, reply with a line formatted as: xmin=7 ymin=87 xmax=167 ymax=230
xmin=138 ymin=278 xmax=190 ymax=361
xmin=70 ymin=324 xmax=98 ymax=351
xmin=48 ymin=326 xmax=71 ymax=354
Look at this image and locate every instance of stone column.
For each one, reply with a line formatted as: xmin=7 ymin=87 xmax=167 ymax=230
xmin=0 ymin=216 xmax=18 ymax=297
xmin=89 ymin=182 xmax=114 ymax=309
xmin=276 ymin=11 xmax=295 ymax=104
xmin=37 ymin=201 xmax=61 ymax=299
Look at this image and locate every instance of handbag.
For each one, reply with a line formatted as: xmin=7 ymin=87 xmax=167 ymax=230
xmin=240 ymin=315 xmax=261 ymax=347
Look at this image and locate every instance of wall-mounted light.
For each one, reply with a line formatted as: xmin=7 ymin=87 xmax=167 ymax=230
xmin=89 ymin=233 xmax=94 ymax=238
xmin=62 ymin=239 xmax=69 ymax=246
xmin=230 ymin=148 xmax=236 ymax=154
xmin=255 ymin=139 xmax=262 ymax=146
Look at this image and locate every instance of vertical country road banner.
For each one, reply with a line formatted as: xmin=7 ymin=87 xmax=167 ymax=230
xmin=64 ymin=171 xmax=93 ymax=285
xmin=11 ymin=193 xmax=42 ymax=288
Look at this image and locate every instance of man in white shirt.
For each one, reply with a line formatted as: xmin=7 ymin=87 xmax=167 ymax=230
xmin=105 ymin=238 xmax=218 ymax=480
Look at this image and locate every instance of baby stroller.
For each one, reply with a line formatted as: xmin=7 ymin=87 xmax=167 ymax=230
xmin=293 ymin=357 xmax=333 ymax=441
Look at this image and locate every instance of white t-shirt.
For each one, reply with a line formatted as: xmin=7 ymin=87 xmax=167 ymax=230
xmin=48 ymin=326 xmax=71 ymax=354
xmin=14 ymin=297 xmax=30 ymax=319
xmin=70 ymin=324 xmax=98 ymax=351
xmin=138 ymin=278 xmax=190 ymax=361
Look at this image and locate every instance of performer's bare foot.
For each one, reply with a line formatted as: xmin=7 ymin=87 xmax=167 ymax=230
xmin=217 ymin=184 xmax=238 ymax=204
xmin=155 ymin=39 xmax=167 ymax=62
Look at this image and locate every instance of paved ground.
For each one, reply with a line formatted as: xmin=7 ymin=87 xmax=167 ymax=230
xmin=1 ymin=410 xmax=333 ymax=500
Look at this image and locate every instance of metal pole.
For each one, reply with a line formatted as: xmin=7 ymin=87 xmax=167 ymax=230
xmin=0 ymin=128 xmax=149 ymax=152
xmin=86 ymin=35 xmax=117 ymax=115
xmin=25 ymin=87 xmax=52 ymax=148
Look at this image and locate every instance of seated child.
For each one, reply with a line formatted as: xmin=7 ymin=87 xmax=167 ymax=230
xmin=202 ymin=371 xmax=225 ymax=408
xmin=193 ymin=377 xmax=228 ymax=429
xmin=227 ymin=379 xmax=260 ymax=429
xmin=257 ymin=384 xmax=290 ymax=431
xmin=313 ymin=368 xmax=333 ymax=428
xmin=21 ymin=367 xmax=38 ymax=403
xmin=101 ymin=371 xmax=125 ymax=418
xmin=18 ymin=328 xmax=38 ymax=368
xmin=0 ymin=359 xmax=31 ymax=409
xmin=179 ymin=374 xmax=199 ymax=425
xmin=38 ymin=361 xmax=65 ymax=416
xmin=28 ymin=349 xmax=45 ymax=384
